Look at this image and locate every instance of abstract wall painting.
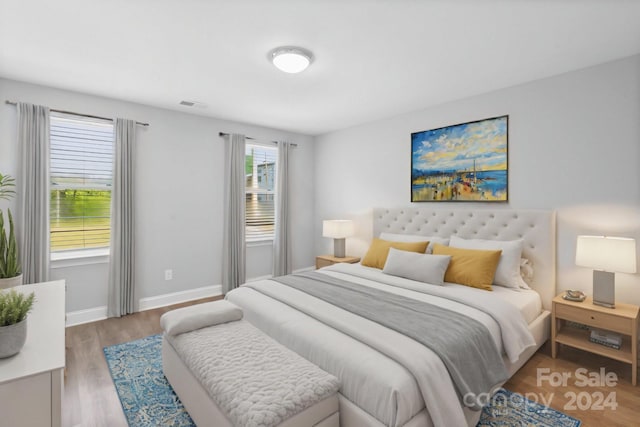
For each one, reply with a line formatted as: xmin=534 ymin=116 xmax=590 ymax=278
xmin=411 ymin=115 xmax=508 ymax=202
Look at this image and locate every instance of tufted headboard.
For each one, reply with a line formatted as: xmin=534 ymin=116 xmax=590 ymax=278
xmin=373 ymin=208 xmax=556 ymax=310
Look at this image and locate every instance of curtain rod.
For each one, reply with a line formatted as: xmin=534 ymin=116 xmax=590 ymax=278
xmin=5 ymin=100 xmax=149 ymax=127
xmin=218 ymin=132 xmax=297 ymax=147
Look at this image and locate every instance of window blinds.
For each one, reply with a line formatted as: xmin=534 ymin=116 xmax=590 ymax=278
xmin=245 ymin=144 xmax=277 ymax=242
xmin=50 ymin=113 xmax=114 ymax=252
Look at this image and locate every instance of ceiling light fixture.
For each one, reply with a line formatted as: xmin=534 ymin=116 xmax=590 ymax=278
xmin=269 ymin=46 xmax=313 ymax=74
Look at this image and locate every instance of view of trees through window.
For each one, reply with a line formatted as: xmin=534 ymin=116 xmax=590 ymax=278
xmin=50 ymin=113 xmax=114 ymax=252
xmin=245 ymin=144 xmax=276 ymax=242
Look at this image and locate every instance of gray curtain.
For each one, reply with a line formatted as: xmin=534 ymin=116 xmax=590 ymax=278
xmin=273 ymin=141 xmax=292 ymax=276
xmin=222 ymin=133 xmax=246 ymax=294
xmin=107 ymin=119 xmax=136 ymax=317
xmin=17 ymin=102 xmax=50 ymax=284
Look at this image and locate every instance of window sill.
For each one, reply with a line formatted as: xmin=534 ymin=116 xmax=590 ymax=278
xmin=51 ymin=248 xmax=110 ymax=268
xmin=247 ymin=239 xmax=273 ymax=248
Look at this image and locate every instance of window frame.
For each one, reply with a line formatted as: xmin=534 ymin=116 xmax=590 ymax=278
xmin=49 ymin=112 xmax=114 ymax=261
xmin=50 ymin=247 xmax=110 ymax=268
xmin=245 ymin=142 xmax=277 ymax=244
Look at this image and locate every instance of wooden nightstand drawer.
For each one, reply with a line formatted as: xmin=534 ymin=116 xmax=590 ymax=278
xmin=555 ymin=304 xmax=633 ymax=334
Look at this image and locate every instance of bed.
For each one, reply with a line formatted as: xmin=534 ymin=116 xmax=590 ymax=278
xmin=163 ymin=208 xmax=555 ymax=427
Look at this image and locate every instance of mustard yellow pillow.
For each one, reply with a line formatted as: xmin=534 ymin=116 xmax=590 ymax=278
xmin=431 ymin=243 xmax=502 ymax=291
xmin=361 ymin=238 xmax=429 ymax=269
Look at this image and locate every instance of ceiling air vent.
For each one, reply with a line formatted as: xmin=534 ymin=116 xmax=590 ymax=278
xmin=179 ymin=100 xmax=207 ymax=108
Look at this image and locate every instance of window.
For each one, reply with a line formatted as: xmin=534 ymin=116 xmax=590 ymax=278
xmin=245 ymin=144 xmax=277 ymax=242
xmin=50 ymin=113 xmax=114 ymax=253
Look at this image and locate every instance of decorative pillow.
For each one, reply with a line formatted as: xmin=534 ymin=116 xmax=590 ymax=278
xmin=382 ymin=248 xmax=451 ymax=286
xmin=431 ymin=243 xmax=502 ymax=291
xmin=361 ymin=238 xmax=429 ymax=269
xmin=160 ymin=300 xmax=243 ymax=336
xmin=449 ymin=236 xmax=524 ymax=290
xmin=379 ymin=232 xmax=449 ymax=254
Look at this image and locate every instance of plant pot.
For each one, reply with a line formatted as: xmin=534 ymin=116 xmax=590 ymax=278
xmin=0 ymin=274 xmax=23 ymax=289
xmin=0 ymin=318 xmax=27 ymax=358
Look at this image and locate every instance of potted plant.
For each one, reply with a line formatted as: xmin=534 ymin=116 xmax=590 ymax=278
xmin=0 ymin=288 xmax=34 ymax=358
xmin=0 ymin=173 xmax=22 ymax=288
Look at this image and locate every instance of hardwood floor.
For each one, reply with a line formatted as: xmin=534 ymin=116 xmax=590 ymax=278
xmin=63 ymin=297 xmax=218 ymax=427
xmin=64 ymin=301 xmax=638 ymax=427
xmin=504 ymin=344 xmax=640 ymax=427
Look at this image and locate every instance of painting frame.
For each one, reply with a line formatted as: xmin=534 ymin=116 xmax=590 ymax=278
xmin=411 ymin=115 xmax=508 ymax=203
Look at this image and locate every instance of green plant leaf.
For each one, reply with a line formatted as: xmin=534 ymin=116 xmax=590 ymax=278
xmin=6 ymin=209 xmax=20 ymax=277
xmin=0 ymin=210 xmax=7 ymax=278
xmin=0 ymin=173 xmax=16 ymax=201
xmin=0 ymin=290 xmax=34 ymax=326
xmin=0 ymin=173 xmax=21 ymax=279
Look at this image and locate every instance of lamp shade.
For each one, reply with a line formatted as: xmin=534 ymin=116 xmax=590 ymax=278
xmin=576 ymin=235 xmax=637 ymax=273
xmin=322 ymin=220 xmax=354 ymax=239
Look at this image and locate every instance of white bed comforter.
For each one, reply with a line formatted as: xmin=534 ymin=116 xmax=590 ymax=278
xmin=226 ymin=263 xmax=536 ymax=427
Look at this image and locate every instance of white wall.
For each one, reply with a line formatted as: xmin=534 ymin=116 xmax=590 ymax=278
xmin=0 ymin=78 xmax=316 ymax=313
xmin=314 ymin=55 xmax=640 ymax=306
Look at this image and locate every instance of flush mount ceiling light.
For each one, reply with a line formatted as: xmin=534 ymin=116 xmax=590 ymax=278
xmin=269 ymin=46 xmax=313 ymax=74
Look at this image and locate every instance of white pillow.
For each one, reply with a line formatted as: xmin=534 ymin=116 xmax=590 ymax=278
xmin=519 ymin=258 xmax=533 ymax=290
xmin=379 ymin=232 xmax=450 ymax=254
xmin=449 ymin=236 xmax=523 ymax=290
xmin=382 ymin=247 xmax=451 ymax=286
xmin=160 ymin=300 xmax=243 ymax=336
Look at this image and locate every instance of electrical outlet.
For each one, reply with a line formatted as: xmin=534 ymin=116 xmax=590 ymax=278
xmin=164 ymin=269 xmax=173 ymax=280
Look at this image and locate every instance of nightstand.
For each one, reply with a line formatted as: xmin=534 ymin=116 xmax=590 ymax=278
xmin=552 ymin=294 xmax=639 ymax=385
xmin=315 ymin=255 xmax=360 ymax=269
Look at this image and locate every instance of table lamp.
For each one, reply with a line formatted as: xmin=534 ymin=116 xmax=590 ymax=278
xmin=322 ymin=220 xmax=354 ymax=258
xmin=575 ymin=235 xmax=636 ymax=308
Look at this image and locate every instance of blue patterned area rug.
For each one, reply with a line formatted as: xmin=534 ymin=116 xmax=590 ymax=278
xmin=103 ymin=334 xmax=195 ymax=427
xmin=105 ymin=335 xmax=580 ymax=427
xmin=477 ymin=388 xmax=581 ymax=427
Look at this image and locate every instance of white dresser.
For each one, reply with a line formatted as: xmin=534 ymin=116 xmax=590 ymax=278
xmin=0 ymin=281 xmax=66 ymax=427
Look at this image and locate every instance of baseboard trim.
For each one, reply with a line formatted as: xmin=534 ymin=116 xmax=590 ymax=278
xmin=65 ymin=267 xmax=315 ymax=327
xmin=138 ymin=284 xmax=223 ymax=312
xmin=66 ymin=306 xmax=108 ymax=327
xmin=246 ymin=266 xmax=315 ymax=283
xmin=293 ymin=266 xmax=315 ymax=274
xmin=245 ymin=274 xmax=273 ymax=283
xmin=65 ymin=285 xmax=223 ymax=327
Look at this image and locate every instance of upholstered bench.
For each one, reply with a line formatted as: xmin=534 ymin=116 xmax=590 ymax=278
xmin=160 ymin=300 xmax=340 ymax=427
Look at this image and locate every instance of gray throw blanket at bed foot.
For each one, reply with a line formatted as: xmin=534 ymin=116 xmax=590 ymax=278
xmin=267 ymin=272 xmax=508 ymax=409
xmin=169 ymin=320 xmax=340 ymax=427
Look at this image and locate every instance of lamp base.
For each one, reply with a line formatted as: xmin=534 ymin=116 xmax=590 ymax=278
xmin=333 ymin=238 xmax=346 ymax=258
xmin=593 ymin=270 xmax=615 ymax=309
